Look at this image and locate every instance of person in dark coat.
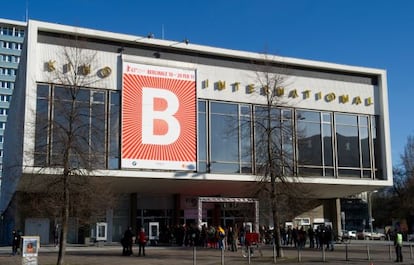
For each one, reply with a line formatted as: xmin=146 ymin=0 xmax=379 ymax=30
xmin=12 ymin=230 xmax=20 ymax=255
xmin=122 ymin=227 xmax=134 ymax=256
xmin=227 ymin=226 xmax=237 ymax=252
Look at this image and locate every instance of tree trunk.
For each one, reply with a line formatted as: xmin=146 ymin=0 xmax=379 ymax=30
xmin=272 ymin=208 xmax=284 ymax=257
xmin=57 ymin=173 xmax=70 ymax=265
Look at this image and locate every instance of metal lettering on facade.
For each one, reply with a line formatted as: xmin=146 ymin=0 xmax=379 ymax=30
xmin=205 ymin=81 xmax=374 ymax=106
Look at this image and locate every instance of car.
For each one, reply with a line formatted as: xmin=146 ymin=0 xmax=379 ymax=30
xmin=370 ymin=232 xmax=386 ymax=240
xmin=347 ymin=230 xmax=357 ymax=239
xmin=340 ymin=230 xmax=357 ymax=241
xmin=362 ymin=231 xmax=386 ymax=240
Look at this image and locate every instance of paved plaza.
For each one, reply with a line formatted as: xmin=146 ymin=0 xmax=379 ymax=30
xmin=0 ymin=241 xmax=413 ymax=265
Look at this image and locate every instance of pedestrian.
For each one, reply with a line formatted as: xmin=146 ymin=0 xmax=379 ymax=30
xmin=137 ymin=227 xmax=147 ymax=256
xmin=53 ymin=224 xmax=60 ymax=247
xmin=308 ymin=226 xmax=315 ymax=248
xmin=227 ymin=226 xmax=237 ymax=252
xmin=394 ymin=228 xmax=403 ymax=262
xmin=122 ymin=227 xmax=133 ymax=256
xmin=11 ymin=230 xmax=20 ymax=255
xmin=217 ymin=226 xmax=225 ymax=250
xmin=325 ymin=225 xmax=334 ymax=251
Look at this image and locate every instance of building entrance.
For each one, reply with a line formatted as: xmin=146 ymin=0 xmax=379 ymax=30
xmin=197 ymin=197 xmax=259 ymax=232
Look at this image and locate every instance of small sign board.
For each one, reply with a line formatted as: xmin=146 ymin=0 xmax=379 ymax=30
xmin=22 ymin=236 xmax=39 ymax=257
xmin=21 ymin=236 xmax=39 ymax=265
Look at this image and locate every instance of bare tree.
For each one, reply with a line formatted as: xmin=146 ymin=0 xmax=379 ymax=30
xmin=374 ymin=135 xmax=414 ymax=231
xmin=394 ymin=136 xmax=414 ymax=217
xmin=249 ymin=59 xmax=316 ymax=257
xmin=25 ymin=38 xmax=118 ymax=265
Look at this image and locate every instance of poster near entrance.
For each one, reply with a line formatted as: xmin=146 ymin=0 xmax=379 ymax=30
xmin=22 ymin=236 xmax=39 ymax=265
xmin=121 ymin=62 xmax=197 ymax=171
xmin=148 ymin=222 xmax=159 ymax=245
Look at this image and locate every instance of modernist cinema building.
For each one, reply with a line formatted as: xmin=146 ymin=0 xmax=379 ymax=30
xmin=0 ymin=19 xmax=392 ymax=244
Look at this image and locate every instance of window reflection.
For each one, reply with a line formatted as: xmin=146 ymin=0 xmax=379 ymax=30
xmin=336 ymin=115 xmax=360 ymax=168
xmin=197 ymin=101 xmax=207 ymax=171
xmin=207 ymin=102 xmax=253 ymax=174
xmin=34 ymin=84 xmax=120 ymax=169
xmin=254 ymin=106 xmax=293 ymax=176
xmin=210 ymin=102 xmax=240 ymax=173
xmin=297 ymin=118 xmax=322 ymax=166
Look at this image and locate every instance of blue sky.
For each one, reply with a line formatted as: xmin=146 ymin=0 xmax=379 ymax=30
xmin=3 ymin=0 xmax=413 ymax=166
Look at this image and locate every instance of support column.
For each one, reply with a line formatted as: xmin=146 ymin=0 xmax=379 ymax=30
xmin=130 ymin=193 xmax=137 ymax=232
xmin=255 ymin=200 xmax=260 ymax=233
xmin=197 ymin=198 xmax=202 ymax=229
xmin=213 ymin=204 xmax=221 ymax=226
xmin=173 ymin=194 xmax=181 ymax=226
xmin=106 ymin=209 xmax=113 ymax=242
xmin=323 ymin=198 xmax=341 ymax=236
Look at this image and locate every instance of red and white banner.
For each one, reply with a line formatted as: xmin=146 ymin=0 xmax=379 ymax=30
xmin=121 ymin=62 xmax=196 ymax=170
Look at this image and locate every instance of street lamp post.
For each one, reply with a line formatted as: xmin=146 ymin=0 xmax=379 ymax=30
xmin=368 ymin=190 xmax=378 ymax=233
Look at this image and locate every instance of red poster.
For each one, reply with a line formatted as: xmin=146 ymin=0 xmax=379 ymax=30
xmin=121 ymin=62 xmax=196 ymax=170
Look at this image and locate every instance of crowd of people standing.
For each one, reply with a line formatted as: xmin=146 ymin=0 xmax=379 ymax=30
xmin=123 ymin=223 xmax=257 ymax=251
xmin=279 ymin=225 xmax=335 ymax=251
xmin=121 ymin=223 xmax=339 ymax=257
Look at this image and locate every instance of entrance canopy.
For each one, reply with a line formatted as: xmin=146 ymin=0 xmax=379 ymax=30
xmin=197 ymin=197 xmax=259 ymax=232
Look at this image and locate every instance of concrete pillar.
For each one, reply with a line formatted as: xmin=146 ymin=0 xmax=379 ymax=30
xmin=173 ymin=194 xmax=181 ymax=226
xmin=106 ymin=209 xmax=113 ymax=242
xmin=213 ymin=204 xmax=221 ymax=226
xmin=323 ymin=198 xmax=342 ymax=236
xmin=130 ymin=193 xmax=137 ymax=232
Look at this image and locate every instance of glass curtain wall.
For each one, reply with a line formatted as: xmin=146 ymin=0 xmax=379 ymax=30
xmin=34 ymin=93 xmax=382 ymax=180
xmin=198 ymin=100 xmax=382 ymax=180
xmin=34 ymin=84 xmax=120 ymax=170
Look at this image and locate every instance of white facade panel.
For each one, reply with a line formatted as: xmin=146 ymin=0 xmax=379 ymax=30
xmin=196 ymin=65 xmax=377 ymax=114
xmin=36 ymin=43 xmax=118 ymax=90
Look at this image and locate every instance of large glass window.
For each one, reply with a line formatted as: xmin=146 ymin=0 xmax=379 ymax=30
xmin=210 ymin=102 xmax=240 ymax=173
xmin=372 ymin=116 xmax=384 ymax=179
xmin=335 ymin=113 xmax=375 ymax=178
xmin=34 ymin=84 xmax=120 ymax=169
xmin=108 ymin=92 xmax=120 ymax=169
xmin=240 ymin=105 xmax=252 ymax=173
xmin=254 ymin=106 xmax=293 ymax=176
xmin=197 ymin=101 xmax=208 ymax=172
xmin=336 ymin=114 xmax=359 ymax=169
xmin=208 ymin=102 xmax=252 ymax=174
xmin=322 ymin=113 xmax=334 ymax=167
xmin=297 ymin=110 xmax=322 ymax=166
xmin=297 ymin=110 xmax=335 ymax=177
xmin=34 ymin=84 xmax=50 ymax=165
xmin=359 ymin=116 xmax=371 ymax=172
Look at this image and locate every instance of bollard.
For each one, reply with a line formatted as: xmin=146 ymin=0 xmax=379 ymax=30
xmin=297 ymin=247 xmax=301 ymax=262
xmin=322 ymin=246 xmax=326 ymax=262
xmin=273 ymin=243 xmax=277 ymax=264
xmin=410 ymin=244 xmax=413 ymax=260
xmin=193 ymin=246 xmax=196 ymax=265
xmin=248 ymin=246 xmax=251 ymax=265
xmin=345 ymin=242 xmax=349 ymax=261
xmin=366 ymin=244 xmax=371 ymax=260
xmin=389 ymin=244 xmax=393 ymax=261
xmin=222 ymin=247 xmax=225 ymax=265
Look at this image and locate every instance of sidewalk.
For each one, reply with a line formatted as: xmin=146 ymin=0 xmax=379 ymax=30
xmin=0 ymin=241 xmax=413 ymax=265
